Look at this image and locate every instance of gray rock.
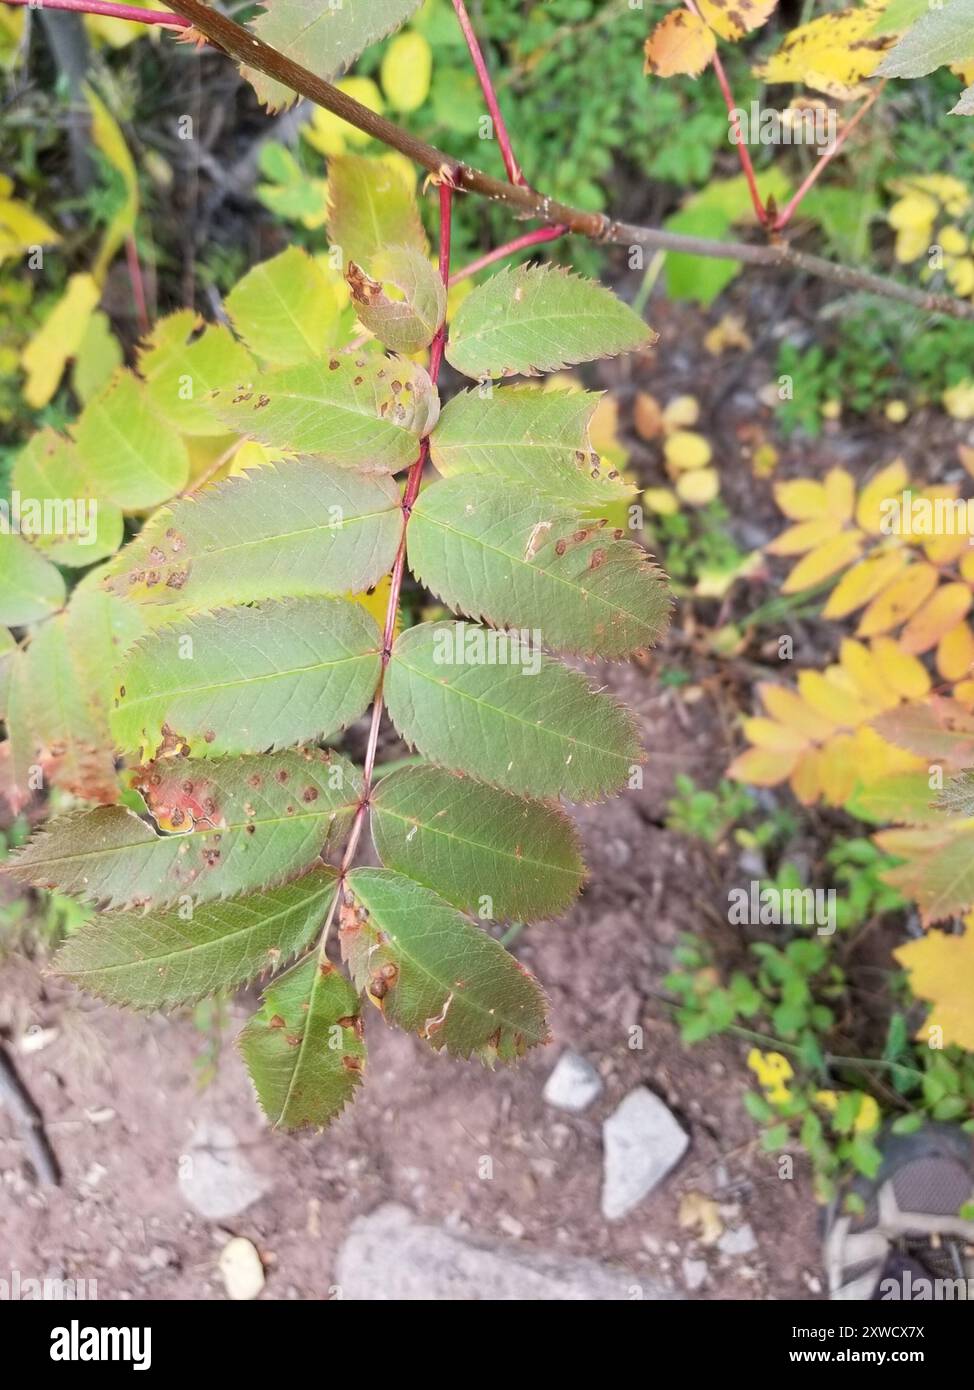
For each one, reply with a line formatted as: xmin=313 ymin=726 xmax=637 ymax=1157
xmin=335 ymin=1204 xmax=682 ymax=1301
xmin=543 ymin=1050 xmax=603 ymax=1113
xmin=718 ymin=1222 xmax=758 ymax=1256
xmin=178 ymin=1120 xmax=269 ymax=1221
xmin=682 ymin=1257 xmax=708 ymax=1292
xmin=601 ymin=1088 xmax=688 ymax=1221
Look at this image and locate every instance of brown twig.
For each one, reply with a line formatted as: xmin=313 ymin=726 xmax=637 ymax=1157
xmin=0 ymin=1040 xmax=60 ymax=1186
xmin=152 ymin=0 xmax=974 ymax=322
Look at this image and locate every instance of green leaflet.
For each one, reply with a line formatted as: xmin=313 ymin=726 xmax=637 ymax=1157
xmin=883 ymin=826 xmax=974 ymax=925
xmin=239 ymin=956 xmax=366 ymax=1129
xmin=103 ymin=460 xmax=401 ymax=617
xmin=12 ymin=428 xmax=123 ymax=567
xmin=56 ymin=868 xmax=336 ymax=1009
xmin=244 ymin=0 xmax=424 ymax=112
xmin=209 ymin=355 xmax=436 ymax=472
xmin=343 ymin=867 xmax=549 ymax=1061
xmin=347 ymin=246 xmax=446 ymax=355
xmin=111 ymin=597 xmax=381 ymax=762
xmin=73 ymin=310 xmax=122 ymax=406
xmin=445 ymin=265 xmax=655 ymax=380
xmin=75 ymin=370 xmax=190 ymax=511
xmin=878 ymin=0 xmax=974 ymax=77
xmin=139 ymin=313 xmax=256 ymax=437
xmin=429 ymin=386 xmax=635 ymax=507
xmin=408 ymin=477 xmax=670 ymax=659
xmin=371 ymin=764 xmax=585 ymax=920
xmin=15 ymin=581 xmax=144 ymax=806
xmin=8 ymin=750 xmax=360 ymax=909
xmin=384 ymin=620 xmax=643 ymax=800
xmin=0 ymin=532 xmax=66 ymax=625
xmin=224 ymin=247 xmax=341 ymax=366
xmin=327 ymin=154 xmax=428 ymax=266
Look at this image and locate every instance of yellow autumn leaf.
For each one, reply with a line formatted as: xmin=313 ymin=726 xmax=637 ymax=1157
xmin=839 ymin=638 xmax=899 ymax=710
xmin=21 ymin=272 xmax=100 ymax=409
xmin=900 ymin=173 xmax=971 ymax=219
xmin=824 ymin=466 xmax=855 ymax=523
xmin=947 ymin=257 xmax=974 ymax=296
xmin=0 ymin=198 xmax=60 ymax=264
xmin=944 ymin=380 xmax=974 ymax=420
xmin=766 ymin=516 xmax=842 ymax=556
xmin=961 ymin=550 xmax=974 ymax=584
xmin=789 ymin=748 xmax=822 ymax=805
xmin=855 ymin=458 xmax=909 ymax=532
xmin=759 ymin=682 xmax=837 ymax=741
xmin=85 ymin=83 xmax=138 ymax=283
xmin=817 ymin=733 xmax=858 ymax=805
xmin=661 ymin=394 xmax=700 ymax=430
xmin=887 ymin=190 xmax=938 ymax=232
xmin=937 ymin=622 xmax=974 ymax=683
xmin=742 ymin=717 xmax=809 ymax=753
xmin=899 ymin=582 xmax=973 ymax=656
xmin=939 ymin=225 xmax=968 ymax=256
xmin=644 ymin=9 xmax=716 ymax=78
xmin=753 ymin=0 xmax=894 ymax=99
xmin=894 ymin=225 xmax=932 ymax=264
xmin=955 ymin=679 xmax=974 ymax=707
xmin=856 ymin=561 xmax=939 ymax=637
xmin=643 ymin=486 xmax=679 ymax=516
xmin=798 ymin=669 xmax=876 ymax=729
xmin=675 ymin=467 xmax=720 ymax=506
xmin=781 ymin=530 xmax=863 ymax=594
xmin=726 ymin=745 xmax=798 ymax=786
xmin=773 ymin=477 xmax=829 ymax=520
xmin=923 ymin=530 xmax=969 ymax=566
xmin=871 ymin=637 xmax=931 ymax=701
xmin=895 ymin=930 xmax=974 ymax=1051
xmin=304 ymin=77 xmax=384 ymax=154
xmin=849 ymin=725 xmax=925 ymax=784
xmin=823 ymin=548 xmax=909 ymax=619
xmin=664 ymin=429 xmax=712 ymax=471
xmin=381 ymin=32 xmax=432 ymax=113
xmin=697 ymin=0 xmax=778 ymax=41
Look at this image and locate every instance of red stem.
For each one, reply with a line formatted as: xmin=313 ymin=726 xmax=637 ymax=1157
xmin=450 ymin=223 xmax=568 ymax=284
xmin=337 ymin=183 xmax=454 ymax=880
xmin=125 ymin=233 xmax=150 ymax=334
xmin=772 ymin=83 xmax=885 ymax=232
xmin=3 ymin=0 xmax=189 ymax=26
xmin=450 ymin=0 xmax=523 ymax=186
xmin=683 ymin=0 xmax=766 ymax=226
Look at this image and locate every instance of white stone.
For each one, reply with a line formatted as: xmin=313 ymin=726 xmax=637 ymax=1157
xmin=718 ymin=1222 xmax=758 ymax=1256
xmin=682 ymin=1257 xmax=708 ymax=1292
xmin=600 ymin=1088 xmax=688 ymax=1221
xmin=218 ymin=1236 xmax=265 ymax=1300
xmin=335 ymin=1204 xmax=682 ymax=1301
xmin=543 ymin=1050 xmax=603 ymax=1113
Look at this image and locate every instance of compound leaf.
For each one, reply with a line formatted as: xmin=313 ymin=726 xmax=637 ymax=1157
xmin=7 ymin=749 xmax=360 ymax=909
xmin=384 ymin=619 xmax=642 ymax=800
xmin=111 ymin=597 xmax=381 ymax=762
xmin=56 ymin=868 xmax=336 ymax=1009
xmin=370 ymin=764 xmax=585 ymax=920
xmin=342 ymin=867 xmax=549 ymax=1060
xmin=445 ymin=265 xmax=654 ymax=381
xmin=429 ymin=385 xmax=635 ymax=507
xmin=408 ymin=477 xmax=670 ymax=658
xmin=103 ymin=459 xmax=401 ymax=617
xmin=895 ymin=928 xmax=974 ymax=1050
xmin=239 ymin=955 xmax=366 ymax=1128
